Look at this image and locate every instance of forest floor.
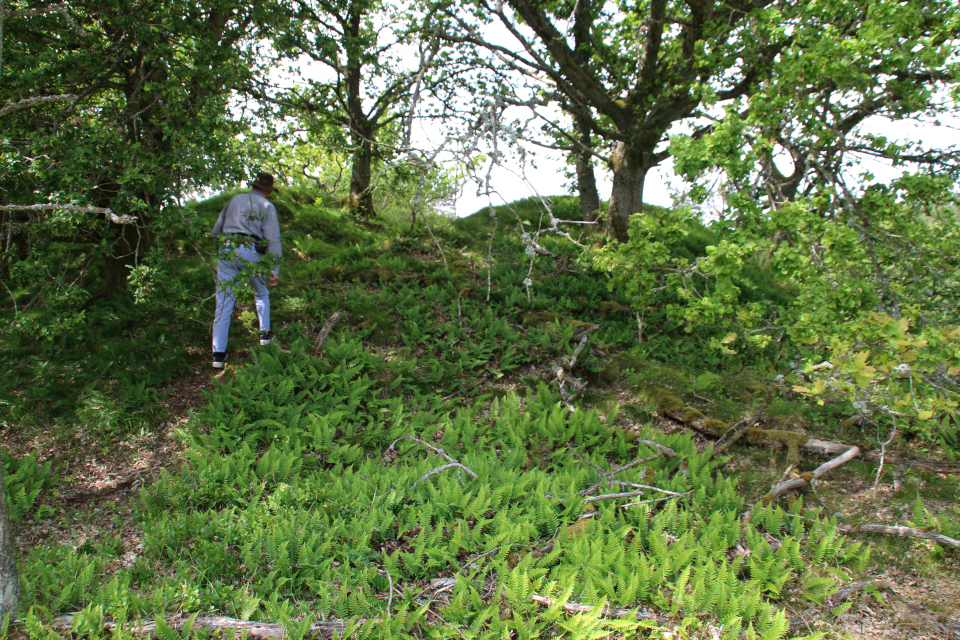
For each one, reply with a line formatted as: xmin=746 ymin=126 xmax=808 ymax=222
xmin=9 ymin=352 xmax=960 ymax=640
xmin=5 ymin=196 xmax=960 ymax=639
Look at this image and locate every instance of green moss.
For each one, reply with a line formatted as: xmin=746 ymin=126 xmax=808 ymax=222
xmin=657 ymin=394 xmax=685 ymax=414
xmin=701 ymin=418 xmax=729 ymax=437
xmin=321 ymin=265 xmax=343 ymax=280
xmin=598 ymin=301 xmax=627 ymax=316
xmin=565 ymin=319 xmax=598 ymax=329
xmin=522 ymin=311 xmax=562 ymax=327
xmin=746 ymin=428 xmax=809 ymax=464
xmin=681 ymin=407 xmax=705 ymax=422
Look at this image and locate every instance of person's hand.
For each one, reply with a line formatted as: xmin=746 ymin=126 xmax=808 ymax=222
xmin=268 ymin=274 xmax=280 ymax=287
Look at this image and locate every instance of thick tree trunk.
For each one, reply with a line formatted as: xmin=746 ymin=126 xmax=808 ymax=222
xmin=0 ymin=464 xmax=21 ymax=623
xmin=349 ymin=142 xmax=375 ymax=219
xmin=345 ymin=1 xmax=376 ymax=219
xmin=572 ymin=113 xmax=601 ymax=222
xmin=101 ymin=220 xmax=153 ymax=298
xmin=607 ymin=141 xmax=646 ymax=242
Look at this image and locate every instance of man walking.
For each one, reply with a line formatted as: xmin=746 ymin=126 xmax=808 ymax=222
xmin=210 ymin=172 xmax=283 ymax=368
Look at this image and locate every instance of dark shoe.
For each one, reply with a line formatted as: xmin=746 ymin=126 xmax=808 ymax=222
xmin=259 ymin=331 xmax=274 ymax=346
xmin=213 ymin=352 xmax=227 ymax=369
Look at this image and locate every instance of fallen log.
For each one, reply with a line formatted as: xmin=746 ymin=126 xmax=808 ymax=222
xmin=801 ymin=438 xmax=960 ymax=475
xmin=759 ymin=445 xmax=861 ymax=506
xmin=837 ymin=523 xmax=960 ymax=548
xmin=53 ymin=613 xmax=355 ymax=639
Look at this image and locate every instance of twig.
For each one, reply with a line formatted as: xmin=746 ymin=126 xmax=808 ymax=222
xmin=621 ymin=491 xmax=693 ymax=509
xmin=386 ymin=436 xmax=460 ymax=466
xmin=632 ymin=438 xmax=677 ymax=458
xmin=312 ymin=311 xmax=345 ymax=356
xmin=1 ymin=280 xmax=17 ymax=317
xmin=582 ymin=490 xmax=648 ymax=504
xmin=606 ymin=452 xmax=665 ymax=476
xmin=530 ymin=594 xmax=666 ymax=623
xmin=385 ymin=437 xmax=479 ymax=489
xmin=553 ymin=327 xmax=597 ymax=412
xmin=380 ymin=569 xmax=395 ymax=616
xmin=410 ymin=463 xmax=478 ymax=489
xmin=874 ymin=413 xmax=897 ymax=488
xmin=607 ymin=482 xmax=685 ymax=496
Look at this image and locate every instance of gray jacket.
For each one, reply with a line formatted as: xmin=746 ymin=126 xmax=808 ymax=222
xmin=212 ymin=190 xmax=282 ymax=275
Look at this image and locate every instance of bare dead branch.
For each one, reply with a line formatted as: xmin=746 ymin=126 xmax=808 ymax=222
xmin=0 ymin=204 xmax=136 ymax=224
xmin=582 ymin=489 xmax=648 ymax=504
xmin=312 ymin=311 xmax=345 ymax=356
xmin=384 ymin=436 xmax=479 ymax=489
xmin=606 ymin=450 xmax=669 ymax=476
xmin=621 ymin=491 xmax=693 ymax=509
xmin=385 ymin=436 xmax=461 ymax=467
xmin=0 ymin=94 xmax=77 ymax=116
xmin=53 ymin=613 xmax=356 ymax=639
xmin=759 ymin=445 xmax=861 ymax=506
xmin=410 ymin=462 xmax=479 ymax=489
xmin=632 ymin=437 xmax=677 ymax=458
xmin=837 ymin=523 xmax=959 ymax=548
xmin=530 ymin=594 xmax=667 ymax=623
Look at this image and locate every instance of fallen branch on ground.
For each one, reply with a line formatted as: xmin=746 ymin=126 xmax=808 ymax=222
xmin=621 ymin=491 xmax=693 ymax=509
xmin=313 ymin=311 xmax=345 ymax=356
xmin=606 ymin=450 xmax=669 ymax=476
xmin=758 ymin=445 xmax=861 ymax=507
xmin=553 ymin=326 xmax=597 ymax=412
xmin=632 ymin=438 xmax=677 ymax=458
xmin=410 ymin=462 xmax=478 ymax=489
xmin=801 ymin=438 xmax=960 ymax=474
xmin=837 ymin=523 xmax=959 ymax=548
xmin=383 ymin=436 xmax=479 ymax=489
xmin=53 ymin=614 xmax=356 ymax=639
xmin=690 ymin=416 xmax=960 ymax=476
xmin=712 ymin=406 xmax=765 ymax=457
xmin=530 ymin=594 xmax=667 ymax=624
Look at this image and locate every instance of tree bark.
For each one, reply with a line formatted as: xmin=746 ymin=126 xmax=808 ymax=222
xmin=348 ymin=140 xmax=375 ymax=218
xmin=607 ymin=141 xmax=646 ymax=242
xmin=569 ymin=3 xmax=600 ymax=223
xmin=0 ymin=463 xmax=21 ymax=623
xmin=572 ymin=112 xmax=601 ymax=222
xmin=345 ymin=0 xmax=376 ymax=219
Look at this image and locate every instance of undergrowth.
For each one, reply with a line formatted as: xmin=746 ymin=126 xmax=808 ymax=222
xmin=5 ymin=191 xmax=959 ymax=639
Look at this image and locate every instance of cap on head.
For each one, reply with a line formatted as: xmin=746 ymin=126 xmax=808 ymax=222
xmin=251 ymin=172 xmax=277 ymax=193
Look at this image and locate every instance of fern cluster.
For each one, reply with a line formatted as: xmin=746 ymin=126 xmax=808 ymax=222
xmin=2 ymin=450 xmax=57 ymax=523
xmin=65 ymin=346 xmax=865 ymax=639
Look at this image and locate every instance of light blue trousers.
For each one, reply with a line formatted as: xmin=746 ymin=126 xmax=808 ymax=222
xmin=212 ymin=244 xmax=270 ymax=353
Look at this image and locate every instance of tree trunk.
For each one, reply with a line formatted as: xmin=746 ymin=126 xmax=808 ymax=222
xmin=607 ymin=141 xmax=646 ymax=242
xmin=101 ymin=220 xmax=153 ymax=298
xmin=572 ymin=113 xmax=601 ymax=222
xmin=349 ymin=141 xmax=375 ymax=218
xmin=345 ymin=0 xmax=376 ymax=219
xmin=0 ymin=463 xmax=21 ymax=623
